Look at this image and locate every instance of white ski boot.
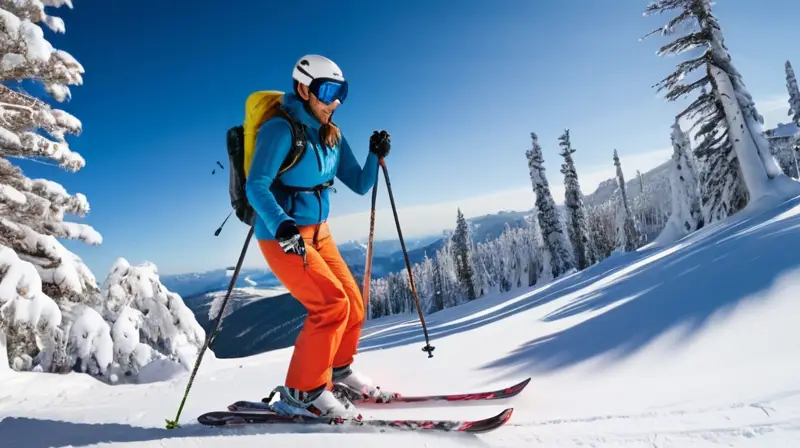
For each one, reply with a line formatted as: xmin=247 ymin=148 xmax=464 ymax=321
xmin=332 ymin=364 xmax=399 ymax=403
xmin=269 ymin=385 xmax=356 ymax=418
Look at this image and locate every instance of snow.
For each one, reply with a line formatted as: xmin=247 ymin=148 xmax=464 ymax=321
xmin=0 ymin=243 xmax=62 ymax=332
xmin=2 ymin=194 xmax=800 ymax=446
xmin=0 ymin=125 xmax=21 ymax=147
xmin=0 ymin=183 xmax=26 ymax=205
xmin=67 ymin=304 xmax=113 ymax=375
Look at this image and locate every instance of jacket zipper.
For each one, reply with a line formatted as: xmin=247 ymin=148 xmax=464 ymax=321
xmin=313 ymin=146 xmax=322 ymax=172
xmin=314 ymin=189 xmax=322 ymax=245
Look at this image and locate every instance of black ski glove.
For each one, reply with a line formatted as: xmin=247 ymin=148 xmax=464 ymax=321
xmin=369 ymin=130 xmax=391 ymax=159
xmin=275 ymin=220 xmax=306 ymax=259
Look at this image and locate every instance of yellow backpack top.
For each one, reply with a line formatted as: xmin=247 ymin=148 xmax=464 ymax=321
xmin=223 ymin=90 xmax=308 ymax=227
xmin=242 ymin=90 xmax=307 ymax=176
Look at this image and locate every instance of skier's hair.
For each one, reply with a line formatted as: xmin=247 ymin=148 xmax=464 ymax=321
xmin=293 ymin=80 xmax=342 ymax=149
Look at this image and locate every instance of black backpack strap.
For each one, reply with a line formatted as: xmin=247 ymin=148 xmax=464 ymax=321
xmin=274 ymin=109 xmax=307 ymax=176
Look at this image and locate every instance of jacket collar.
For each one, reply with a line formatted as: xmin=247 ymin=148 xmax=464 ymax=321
xmin=281 ymin=92 xmax=320 ymax=130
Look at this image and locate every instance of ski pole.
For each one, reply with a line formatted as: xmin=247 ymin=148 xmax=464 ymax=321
xmin=165 ymin=224 xmax=254 ymax=429
xmin=379 ymin=159 xmax=435 ymax=358
xmin=362 ymin=164 xmax=380 ymax=318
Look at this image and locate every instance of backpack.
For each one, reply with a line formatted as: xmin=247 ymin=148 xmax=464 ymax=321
xmin=224 ymin=91 xmax=308 ymax=227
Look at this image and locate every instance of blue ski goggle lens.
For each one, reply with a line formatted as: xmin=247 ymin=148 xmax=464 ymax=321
xmin=310 ymin=78 xmax=348 ymax=105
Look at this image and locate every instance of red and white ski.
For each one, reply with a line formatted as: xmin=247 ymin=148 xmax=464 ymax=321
xmin=197 ymin=407 xmax=514 ymax=433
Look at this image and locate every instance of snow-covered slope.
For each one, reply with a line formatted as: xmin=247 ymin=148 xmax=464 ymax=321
xmin=3 ymin=196 xmax=800 ymax=447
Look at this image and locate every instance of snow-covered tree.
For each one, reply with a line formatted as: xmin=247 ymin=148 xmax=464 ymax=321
xmin=526 ymin=132 xmax=573 ymax=278
xmin=99 ymin=258 xmax=205 ymax=375
xmin=587 ymin=201 xmax=616 ymax=260
xmin=1 ymin=1 xmax=105 ymax=370
xmin=411 ymin=254 xmax=436 ymax=312
xmin=657 ymin=121 xmax=703 ymax=243
xmin=367 ymin=277 xmax=390 ymax=319
xmin=642 ymin=0 xmax=797 ymax=223
xmin=451 ymin=208 xmax=476 ymax=300
xmin=787 ymin=61 xmax=800 ymax=126
xmin=613 ymin=150 xmax=640 ymax=252
xmin=558 ymin=129 xmax=596 ymax=270
xmin=434 ymin=237 xmax=462 ymax=309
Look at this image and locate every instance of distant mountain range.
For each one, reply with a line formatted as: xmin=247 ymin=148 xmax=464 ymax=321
xmin=160 ymin=268 xmax=282 ymax=298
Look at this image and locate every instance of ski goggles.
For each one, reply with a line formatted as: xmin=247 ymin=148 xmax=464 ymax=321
xmin=296 ymin=64 xmax=348 ymax=105
xmin=309 ymin=77 xmax=348 ymax=105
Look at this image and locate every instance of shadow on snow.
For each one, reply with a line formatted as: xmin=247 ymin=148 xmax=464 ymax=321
xmin=0 ymin=416 xmax=487 ymax=448
xmin=481 ymin=196 xmax=800 ymax=377
xmin=357 ymin=256 xmax=633 ymax=354
xmin=358 ymin=196 xmax=800 ymax=381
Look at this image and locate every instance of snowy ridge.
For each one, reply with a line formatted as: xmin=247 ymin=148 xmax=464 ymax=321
xmin=205 ymin=285 xmax=289 ymax=321
xmin=2 ymin=189 xmax=800 ymax=446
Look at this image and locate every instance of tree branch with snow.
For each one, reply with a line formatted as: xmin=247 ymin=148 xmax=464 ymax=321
xmin=0 ymin=3 xmax=84 ymax=102
xmin=0 ymin=243 xmax=62 ymax=371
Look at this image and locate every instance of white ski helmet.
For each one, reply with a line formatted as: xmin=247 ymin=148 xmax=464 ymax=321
xmin=292 ymin=54 xmax=345 ymax=86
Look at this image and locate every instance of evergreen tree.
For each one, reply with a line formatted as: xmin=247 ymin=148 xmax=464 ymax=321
xmin=613 ymin=150 xmax=639 ymax=252
xmin=642 ymin=0 xmax=795 ymax=224
xmin=451 ymin=208 xmax=476 ymax=300
xmin=787 ymin=61 xmax=800 ymax=126
xmin=526 ymin=132 xmax=573 ymax=278
xmin=658 ymin=120 xmax=703 ymax=243
xmin=587 ymin=202 xmax=616 ymax=259
xmin=558 ymin=129 xmax=596 ymax=270
xmin=0 ymin=1 xmax=103 ymax=371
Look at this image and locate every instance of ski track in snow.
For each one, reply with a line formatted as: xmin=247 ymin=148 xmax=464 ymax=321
xmin=3 ymin=197 xmax=800 ymax=447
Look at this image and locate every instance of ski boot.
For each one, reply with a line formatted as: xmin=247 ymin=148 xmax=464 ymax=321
xmin=332 ymin=364 xmax=400 ymax=403
xmin=267 ymin=384 xmax=357 ymax=419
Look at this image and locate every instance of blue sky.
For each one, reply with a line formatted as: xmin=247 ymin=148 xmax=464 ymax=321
xmin=10 ymin=0 xmax=799 ymax=276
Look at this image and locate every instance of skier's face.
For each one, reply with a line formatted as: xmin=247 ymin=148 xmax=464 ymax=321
xmin=298 ymin=83 xmax=339 ymax=124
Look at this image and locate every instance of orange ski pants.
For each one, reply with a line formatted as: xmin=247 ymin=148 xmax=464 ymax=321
xmin=257 ymin=222 xmax=365 ymax=393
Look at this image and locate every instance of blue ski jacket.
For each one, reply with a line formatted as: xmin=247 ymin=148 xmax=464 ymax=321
xmin=245 ymin=92 xmax=379 ymax=241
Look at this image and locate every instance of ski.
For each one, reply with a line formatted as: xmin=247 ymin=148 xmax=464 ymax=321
xmin=227 ymin=377 xmax=530 ymax=412
xmin=342 ymin=376 xmax=531 ymax=404
xmin=197 ymin=407 xmax=514 ymax=433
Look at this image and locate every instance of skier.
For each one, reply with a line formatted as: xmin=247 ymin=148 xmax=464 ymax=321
xmin=245 ymin=54 xmax=393 ymax=418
